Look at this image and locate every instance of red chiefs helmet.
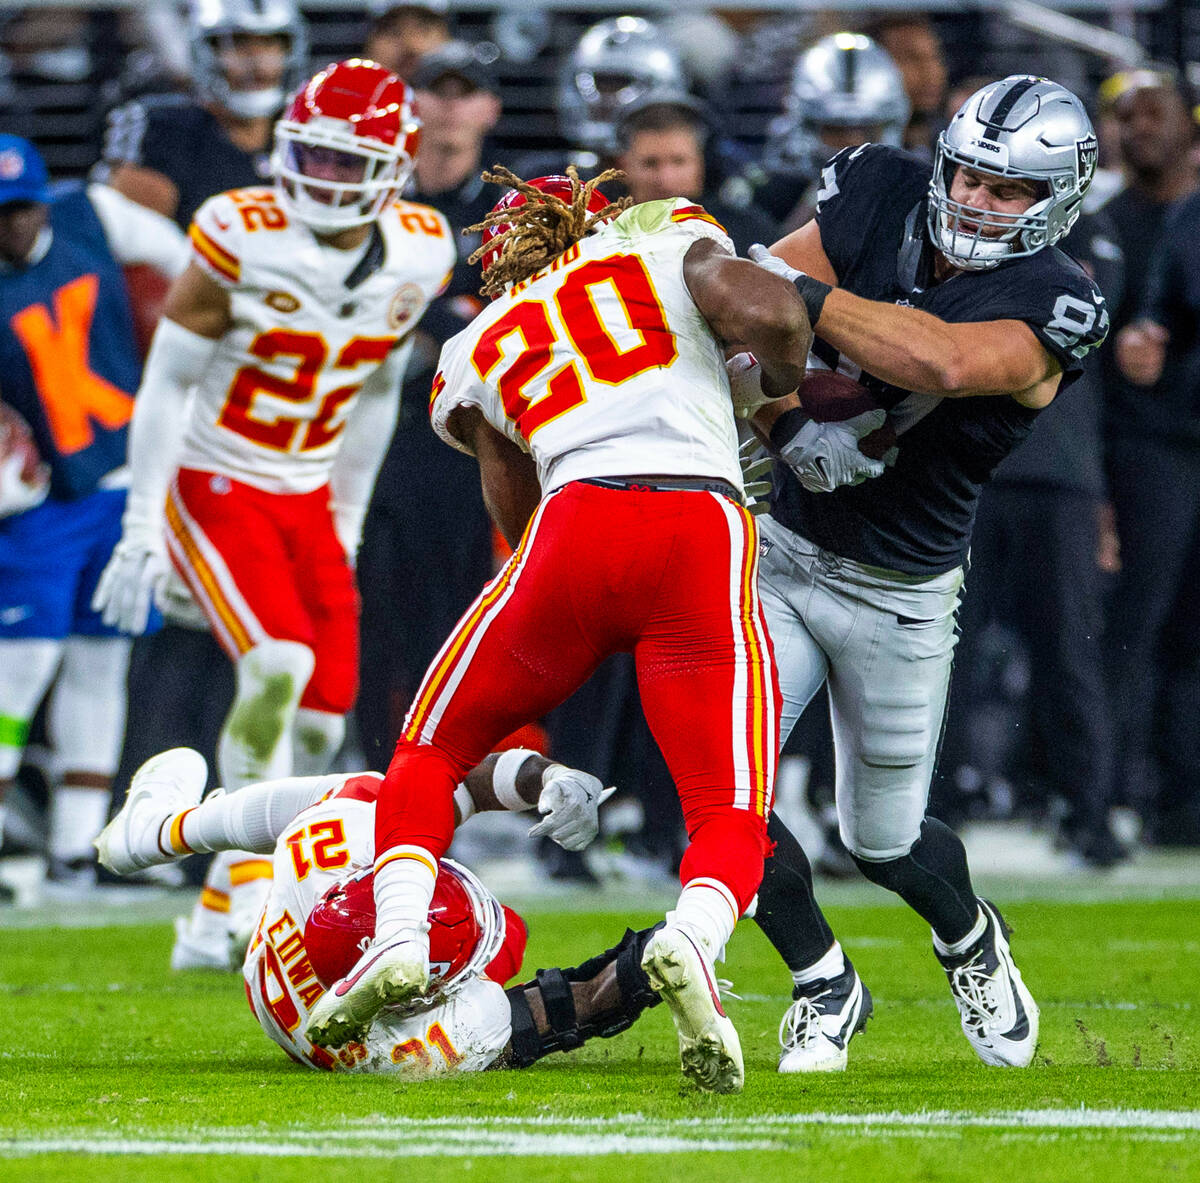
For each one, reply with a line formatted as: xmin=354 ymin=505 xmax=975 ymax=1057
xmin=478 ymin=174 xmax=612 ymax=276
xmin=272 ymin=58 xmax=421 ymax=233
xmin=304 ymin=859 xmax=506 ymax=996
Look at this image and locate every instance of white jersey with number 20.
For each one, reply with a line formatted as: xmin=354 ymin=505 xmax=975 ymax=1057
xmin=431 ymin=198 xmax=742 ymax=495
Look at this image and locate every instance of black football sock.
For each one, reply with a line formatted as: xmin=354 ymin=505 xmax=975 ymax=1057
xmin=754 ymin=811 xmax=838 ymax=973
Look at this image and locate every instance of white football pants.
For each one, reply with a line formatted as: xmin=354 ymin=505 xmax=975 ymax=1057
xmin=757 ymin=515 xmax=963 ymax=861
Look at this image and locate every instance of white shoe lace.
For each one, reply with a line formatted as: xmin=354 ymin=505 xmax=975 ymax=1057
xmin=778 ymin=985 xmax=833 ymax=1052
xmin=949 ymin=953 xmax=1004 ymax=1036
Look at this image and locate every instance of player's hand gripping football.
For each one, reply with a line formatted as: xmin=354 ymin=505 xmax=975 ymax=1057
xmin=92 ymin=526 xmax=169 ymax=635
xmin=527 ymin=766 xmax=616 ymax=852
xmin=779 ymin=413 xmax=888 ymax=493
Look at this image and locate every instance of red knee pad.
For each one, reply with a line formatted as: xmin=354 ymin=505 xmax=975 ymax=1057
xmin=679 ymin=813 xmax=770 ymax=916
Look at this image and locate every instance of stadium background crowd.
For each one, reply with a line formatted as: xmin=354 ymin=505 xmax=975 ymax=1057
xmin=1 ymin=0 xmax=1198 ymax=905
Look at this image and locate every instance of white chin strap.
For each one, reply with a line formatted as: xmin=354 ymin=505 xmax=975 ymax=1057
xmin=935 ymin=217 xmax=1014 ymax=271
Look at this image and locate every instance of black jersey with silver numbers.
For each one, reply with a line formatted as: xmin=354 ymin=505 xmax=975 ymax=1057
xmin=771 ymin=144 xmax=1109 ymax=575
xmin=103 ymin=94 xmax=272 ymax=229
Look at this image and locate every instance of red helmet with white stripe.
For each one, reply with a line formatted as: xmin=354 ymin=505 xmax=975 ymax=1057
xmin=478 ymin=174 xmax=611 ymax=276
xmin=304 ymin=859 xmax=505 ymax=995
xmin=272 ymin=58 xmax=421 ymax=233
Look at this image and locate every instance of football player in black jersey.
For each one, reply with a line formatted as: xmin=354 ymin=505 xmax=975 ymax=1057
xmin=101 ymin=0 xmax=308 ymax=229
xmin=740 ymin=76 xmax=1108 ymax=1073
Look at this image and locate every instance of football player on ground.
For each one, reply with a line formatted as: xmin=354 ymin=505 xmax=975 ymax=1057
xmin=0 ymin=136 xmax=187 ymax=891
xmin=93 ymin=59 xmax=456 ymax=967
xmin=736 ymin=77 xmax=1108 ymax=1072
xmin=305 ymin=168 xmax=817 ymax=1094
xmin=97 ymin=746 xmax=661 ymax=1075
xmin=102 ymin=0 xmax=308 ymax=230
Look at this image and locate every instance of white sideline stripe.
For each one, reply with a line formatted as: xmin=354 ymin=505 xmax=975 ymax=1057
xmin=4 ymin=1110 xmax=1199 ymax=1159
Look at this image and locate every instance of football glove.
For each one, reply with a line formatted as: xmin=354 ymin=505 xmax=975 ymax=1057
xmin=527 ymin=765 xmax=615 ymax=852
xmin=738 ymin=436 xmax=774 ymax=516
xmin=778 ymin=412 xmax=887 ymax=493
xmin=92 ymin=526 xmax=168 ymax=635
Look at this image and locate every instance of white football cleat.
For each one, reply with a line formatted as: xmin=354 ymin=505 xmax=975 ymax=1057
xmin=94 ymin=748 xmax=208 ymax=876
xmin=936 ymin=899 xmax=1039 ymax=1067
xmin=641 ymin=925 xmax=744 ymax=1094
xmin=306 ymin=931 xmax=430 ymax=1049
xmin=778 ymin=959 xmax=873 ymax=1072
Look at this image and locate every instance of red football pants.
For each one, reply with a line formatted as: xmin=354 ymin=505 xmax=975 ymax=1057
xmin=375 ymin=482 xmax=780 ymax=914
xmin=165 ymin=468 xmax=359 ymax=713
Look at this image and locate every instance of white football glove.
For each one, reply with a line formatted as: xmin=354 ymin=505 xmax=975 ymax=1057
xmin=779 ymin=411 xmax=887 ymax=493
xmin=747 ymin=243 xmax=804 ymax=283
xmin=727 ymin=351 xmax=772 ymax=420
xmin=92 ymin=526 xmax=168 ymax=635
xmin=527 ymin=765 xmax=615 ymax=852
xmin=0 ymin=450 xmax=49 ymax=518
xmin=738 ymin=436 xmax=773 ymax=516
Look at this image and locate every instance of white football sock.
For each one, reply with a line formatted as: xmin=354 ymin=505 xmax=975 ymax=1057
xmin=932 ymin=906 xmax=986 ymax=958
xmin=667 ymin=877 xmax=740 ymax=961
xmin=161 ymin=774 xmax=341 ymax=858
xmin=48 ymin=785 xmax=111 ymax=861
xmin=373 ymin=846 xmax=437 ymax=945
xmin=792 ymin=940 xmax=846 ymax=988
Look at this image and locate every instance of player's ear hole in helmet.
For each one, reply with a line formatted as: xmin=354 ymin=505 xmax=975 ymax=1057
xmin=305 ymin=859 xmax=505 ymax=997
xmin=466 ymin=166 xmax=629 ymax=299
xmin=189 ymin=0 xmax=309 ymax=122
xmin=272 ymin=58 xmax=421 ymax=234
xmin=927 ymin=74 xmax=1097 ymax=271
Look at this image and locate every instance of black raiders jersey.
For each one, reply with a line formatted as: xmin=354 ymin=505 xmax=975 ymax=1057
xmin=102 ymin=94 xmax=273 ymax=230
xmin=771 ymin=144 xmax=1109 ymax=576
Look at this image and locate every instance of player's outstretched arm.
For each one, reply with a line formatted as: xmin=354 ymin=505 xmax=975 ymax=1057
xmin=447 ymin=405 xmax=542 ymax=549
xmin=91 ymin=263 xmax=229 ymax=634
xmin=683 ymin=239 xmax=812 ymax=398
xmin=460 ymin=751 xmax=611 ymax=851
xmin=765 ymin=222 xmax=1065 ymax=407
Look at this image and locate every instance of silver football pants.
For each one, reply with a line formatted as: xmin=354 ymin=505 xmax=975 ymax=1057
xmin=757 ymin=515 xmax=963 ymax=861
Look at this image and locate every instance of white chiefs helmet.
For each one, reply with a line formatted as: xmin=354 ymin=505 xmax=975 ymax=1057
xmin=766 ymin=32 xmax=910 ymax=179
xmin=928 ymin=75 xmax=1098 ymax=271
xmin=189 ymin=0 xmax=309 ymax=121
xmin=557 ymin=16 xmax=688 ymax=154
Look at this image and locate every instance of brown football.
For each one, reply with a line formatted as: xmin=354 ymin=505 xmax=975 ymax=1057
xmin=797 ymin=370 xmax=882 ymax=422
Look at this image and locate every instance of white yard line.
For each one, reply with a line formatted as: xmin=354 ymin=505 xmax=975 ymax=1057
xmin=3 ymin=1110 xmax=1199 ymax=1158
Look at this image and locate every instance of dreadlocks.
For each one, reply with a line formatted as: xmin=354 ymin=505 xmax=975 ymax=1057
xmin=467 ymin=165 xmax=631 ymax=299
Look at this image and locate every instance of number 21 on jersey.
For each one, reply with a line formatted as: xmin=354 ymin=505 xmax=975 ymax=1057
xmin=468 ymin=252 xmax=677 ymax=439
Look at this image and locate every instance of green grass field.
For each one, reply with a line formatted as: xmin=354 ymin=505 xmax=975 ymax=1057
xmin=2 ymin=886 xmax=1198 ymax=1182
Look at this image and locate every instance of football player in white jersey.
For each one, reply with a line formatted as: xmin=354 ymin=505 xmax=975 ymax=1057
xmin=93 ymin=59 xmax=456 ymax=968
xmin=97 ymin=746 xmax=665 ymax=1076
xmin=305 ymin=168 xmax=816 ymax=1093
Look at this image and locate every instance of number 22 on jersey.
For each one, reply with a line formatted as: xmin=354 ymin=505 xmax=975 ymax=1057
xmin=469 ymin=253 xmax=677 ymax=439
xmin=219 ymin=330 xmax=395 ymax=452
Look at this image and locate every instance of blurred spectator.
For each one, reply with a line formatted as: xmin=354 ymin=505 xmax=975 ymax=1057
xmin=755 ymin=32 xmax=909 ymax=229
xmin=1110 ymin=187 xmax=1200 ymax=845
xmin=615 ymin=94 xmax=778 ymax=254
xmin=937 ymin=211 xmax=1126 ymax=866
xmin=100 ymin=0 xmax=307 ymax=228
xmin=364 ymin=2 xmax=452 ymax=80
xmin=0 ymin=137 xmax=186 ymax=892
xmin=1097 ymin=69 xmax=1199 ymax=841
xmin=356 ymin=42 xmax=502 ymax=769
xmin=863 ymin=13 xmax=947 ymax=156
xmin=523 ymin=16 xmax=688 ymax=178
